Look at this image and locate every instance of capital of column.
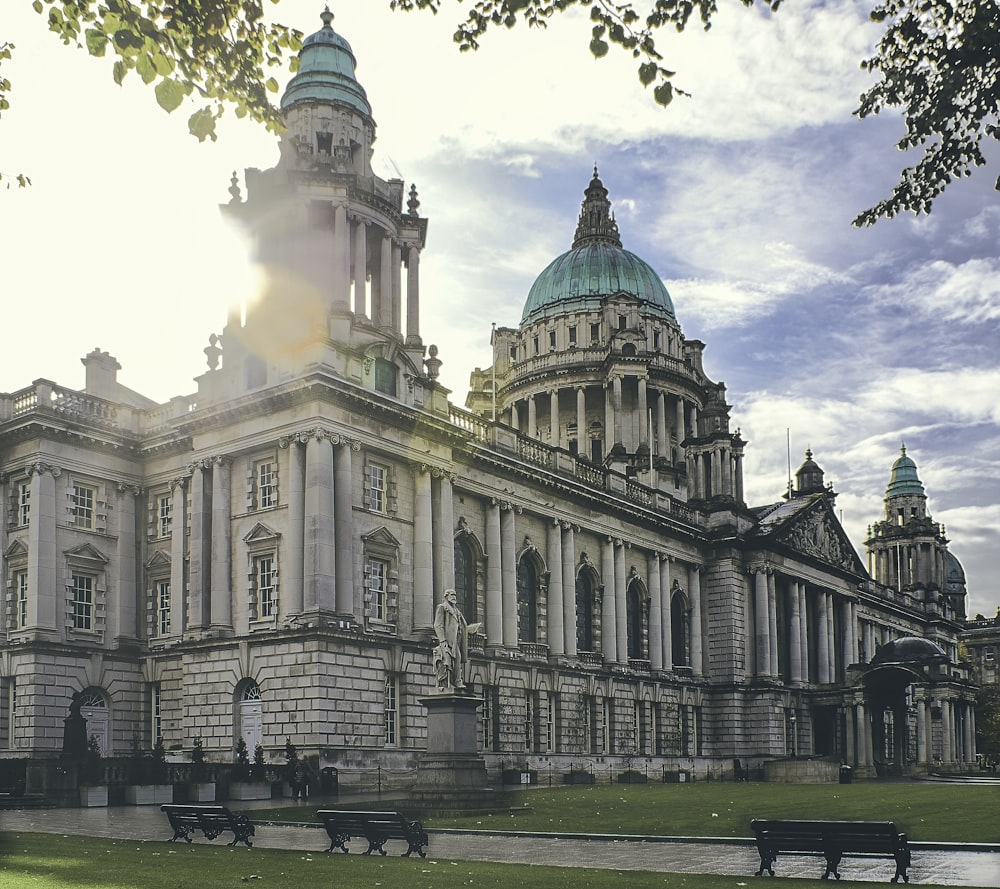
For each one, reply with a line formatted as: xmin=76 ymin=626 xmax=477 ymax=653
xmin=168 ymin=476 xmax=188 ymax=491
xmin=210 ymin=454 xmax=232 ymax=468
xmin=27 ymin=461 xmax=61 ymax=478
xmin=116 ymin=482 xmax=143 ymax=496
xmin=748 ymin=563 xmax=773 ymax=577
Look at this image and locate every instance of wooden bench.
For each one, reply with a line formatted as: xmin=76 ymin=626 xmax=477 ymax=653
xmin=161 ymin=804 xmax=255 ymax=848
xmin=316 ymin=809 xmax=428 ymax=858
xmin=751 ymin=819 xmax=911 ymax=882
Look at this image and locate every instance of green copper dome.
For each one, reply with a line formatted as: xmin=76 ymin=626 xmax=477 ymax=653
xmin=522 ymin=170 xmax=675 ymax=324
xmin=280 ymin=8 xmax=372 ymax=119
xmin=885 ymin=444 xmax=926 ymax=499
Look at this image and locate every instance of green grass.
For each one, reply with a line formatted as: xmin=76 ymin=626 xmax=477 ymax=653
xmin=254 ymin=782 xmax=1000 ymax=844
xmin=0 ymin=832 xmax=975 ymax=889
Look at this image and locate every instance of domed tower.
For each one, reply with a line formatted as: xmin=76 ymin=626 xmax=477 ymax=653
xmin=470 ymin=169 xmax=745 ymax=504
xmin=864 ymin=445 xmax=966 ymax=618
xmin=210 ymin=8 xmax=433 ymax=406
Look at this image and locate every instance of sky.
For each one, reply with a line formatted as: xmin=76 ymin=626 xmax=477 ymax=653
xmin=3 ymin=1 xmax=998 ymax=618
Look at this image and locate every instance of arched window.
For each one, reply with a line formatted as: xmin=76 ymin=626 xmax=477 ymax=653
xmin=235 ymin=680 xmax=263 ymax=755
xmin=79 ymin=690 xmax=109 ymax=756
xmin=516 ymin=557 xmax=538 ymax=644
xmin=454 ymin=536 xmax=476 ymax=622
xmin=626 ymin=578 xmax=645 ymax=660
xmin=621 ymin=342 xmax=637 ymax=357
xmin=671 ymin=592 xmax=689 ymax=667
xmin=576 ymin=571 xmax=595 ymax=652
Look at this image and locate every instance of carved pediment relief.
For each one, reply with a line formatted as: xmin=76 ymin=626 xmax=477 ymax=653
xmin=782 ymin=509 xmax=857 ymax=572
xmin=243 ymin=522 xmax=281 ymax=546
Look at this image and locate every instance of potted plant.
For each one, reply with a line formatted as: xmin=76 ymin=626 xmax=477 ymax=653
xmin=229 ymin=737 xmax=270 ymax=800
xmin=187 ymin=736 xmax=215 ymax=802
xmin=78 ymin=735 xmax=108 ymax=807
xmin=124 ymin=735 xmax=174 ymax=805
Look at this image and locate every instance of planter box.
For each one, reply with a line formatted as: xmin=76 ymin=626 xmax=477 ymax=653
xmin=563 ymin=771 xmax=595 ymax=785
xmin=229 ymin=781 xmax=271 ymax=800
xmin=616 ymin=771 xmax=648 ymax=784
xmin=125 ymin=784 xmax=174 ymax=805
xmin=79 ymin=785 xmax=109 ymax=807
xmin=188 ymin=782 xmax=216 ymax=802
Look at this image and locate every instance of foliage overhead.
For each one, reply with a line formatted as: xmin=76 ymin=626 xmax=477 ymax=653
xmin=1 ymin=0 xmax=997 ymax=222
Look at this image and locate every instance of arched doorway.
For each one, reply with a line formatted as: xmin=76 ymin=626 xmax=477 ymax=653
xmin=236 ymin=681 xmax=263 ymax=754
xmin=79 ymin=690 xmax=109 ymax=755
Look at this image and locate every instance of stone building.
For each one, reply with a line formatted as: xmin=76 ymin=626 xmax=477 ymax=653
xmin=0 ymin=10 xmax=978 ymax=784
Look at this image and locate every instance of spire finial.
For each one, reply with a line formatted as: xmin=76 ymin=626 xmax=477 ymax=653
xmin=321 ymin=5 xmax=334 ymax=28
xmin=900 ymin=442 xmax=906 ymax=456
xmin=593 ymin=163 xmax=599 ymax=178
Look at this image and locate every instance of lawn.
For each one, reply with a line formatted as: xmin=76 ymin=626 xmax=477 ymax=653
xmin=0 ymin=832 xmax=976 ymax=889
xmin=253 ymin=782 xmax=1000 ymax=844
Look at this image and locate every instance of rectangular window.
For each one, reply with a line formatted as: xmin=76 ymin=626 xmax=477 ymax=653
xmin=255 ymin=460 xmax=277 ymax=509
xmin=15 ymin=571 xmax=28 ymax=629
xmin=652 ymin=702 xmax=662 ymax=755
xmin=568 ymin=326 xmax=577 ymax=345
xmin=601 ymin=698 xmax=611 ymax=754
xmin=985 ymin=648 xmax=996 ymax=663
xmin=533 ymin=336 xmax=539 ymax=355
xmin=71 ymin=574 xmax=93 ymax=630
xmin=482 ymin=687 xmax=493 ymax=752
xmin=367 ymin=558 xmax=387 ymax=621
xmin=546 ymin=694 xmax=556 ymax=754
xmin=653 ymin=330 xmax=661 ymax=350
xmin=157 ymin=494 xmax=172 ymax=538
xmin=548 ymin=330 xmax=556 ymax=349
xmin=618 ymin=314 xmax=627 ymax=331
xmin=254 ymin=555 xmax=276 ymax=618
xmin=17 ymin=482 xmax=30 ymax=527
xmin=524 ymin=693 xmax=534 ymax=753
xmin=368 ymin=464 xmax=386 ymax=513
xmin=384 ymin=676 xmax=398 ymax=746
xmin=71 ymin=484 xmax=95 ymax=529
xmin=634 ymin=701 xmax=642 ymax=754
xmin=151 ymin=684 xmax=162 ymax=744
xmin=590 ymin=323 xmax=600 ymax=344
xmin=157 ymin=581 xmax=171 ymax=636
xmin=7 ymin=678 xmax=16 ymax=749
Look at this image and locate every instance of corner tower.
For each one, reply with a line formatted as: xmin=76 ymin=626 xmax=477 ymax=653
xmin=865 ymin=445 xmax=966 ymax=620
xmin=209 ymin=7 xmax=434 ymax=407
xmin=470 ymin=169 xmax=745 ymax=505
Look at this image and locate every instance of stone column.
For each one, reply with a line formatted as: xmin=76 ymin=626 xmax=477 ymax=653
xmin=661 ymin=557 xmax=673 ymax=669
xmin=827 ymin=594 xmax=837 ymax=680
xmin=113 ymin=483 xmax=139 ymax=644
xmin=767 ymin=569 xmax=778 ymax=677
xmin=612 ymin=376 xmax=623 ymax=446
xmin=576 ymin=388 xmax=586 ymax=455
xmin=789 ymin=580 xmax=802 ymax=684
xmin=486 ymin=501 xmax=502 ymax=646
xmin=638 ymin=376 xmax=648 ymax=450
xmin=798 ymin=583 xmax=809 ymax=682
xmin=675 ymin=397 xmax=685 ymax=449
xmin=601 ymin=537 xmax=617 ymax=665
xmin=26 ymin=463 xmax=58 ymax=631
xmin=187 ymin=460 xmax=208 ymax=629
xmin=689 ymin=404 xmax=698 ymax=437
xmin=210 ymin=456 xmax=233 ymax=632
xmin=334 ymin=203 xmax=351 ymax=310
xmin=754 ymin=568 xmax=770 ymax=676
xmin=304 ymin=432 xmax=336 ymax=614
xmin=546 ymin=518 xmax=564 ymax=656
xmin=549 ymin=390 xmax=560 ymax=447
xmin=391 ymin=241 xmax=402 ymax=333
xmin=604 ymin=383 xmax=614 ymax=454
xmin=280 ymin=437 xmax=305 ymax=615
xmin=500 ymin=504 xmax=517 ymax=646
xmin=845 ymin=704 xmax=856 ymax=765
xmin=413 ymin=467 xmax=434 ymax=631
xmin=509 ymin=401 xmax=519 ymax=433
xmin=169 ymin=477 xmax=187 ymax=635
xmin=817 ymin=591 xmax=830 ymax=683
xmin=656 ymin=391 xmax=667 ymax=458
xmin=863 ymin=621 xmax=874 ymax=663
xmin=689 ymin=564 xmax=703 ymax=676
xmin=614 ymin=540 xmax=628 ymax=665
xmin=648 ymin=553 xmax=663 ymax=671
xmin=406 ymin=245 xmax=421 ymax=343
xmin=863 ymin=702 xmax=874 ymax=767
xmin=433 ymin=473 xmax=456 ymax=598
xmin=333 ymin=438 xmax=355 ymax=618
xmin=527 ymin=395 xmax=537 ymax=439
xmin=967 ymin=702 xmax=977 ymax=762
xmin=353 ymin=218 xmax=368 ymax=317
xmin=379 ymin=234 xmax=393 ymax=328
xmin=941 ymin=699 xmax=953 ymax=763
xmin=561 ymin=523 xmax=577 ymax=656
xmin=734 ymin=452 xmax=744 ymax=502
xmin=711 ymin=450 xmax=721 ymax=497
xmin=915 ymin=696 xmax=927 ymax=765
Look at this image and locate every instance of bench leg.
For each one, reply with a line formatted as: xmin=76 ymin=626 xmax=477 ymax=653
xmin=823 ymin=852 xmax=842 ymax=880
xmin=169 ymin=826 xmax=194 ymax=844
xmin=325 ymin=833 xmax=350 ymax=853
xmin=363 ymin=838 xmax=387 ymax=856
xmin=755 ymin=850 xmax=776 ymax=877
xmin=403 ymin=838 xmax=427 ymax=858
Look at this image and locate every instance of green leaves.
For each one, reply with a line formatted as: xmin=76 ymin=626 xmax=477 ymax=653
xmin=154 ymin=78 xmax=186 ymax=113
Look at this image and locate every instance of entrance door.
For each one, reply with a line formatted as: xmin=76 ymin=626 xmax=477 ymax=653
xmin=239 ymin=684 xmax=263 ymax=754
xmin=79 ymin=691 xmax=109 ymax=755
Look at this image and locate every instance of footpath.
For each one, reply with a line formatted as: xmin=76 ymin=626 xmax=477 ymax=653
xmin=1 ymin=800 xmax=997 ymax=886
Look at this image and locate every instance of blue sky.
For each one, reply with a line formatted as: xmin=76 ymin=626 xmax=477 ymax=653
xmin=3 ymin=1 xmax=998 ymax=617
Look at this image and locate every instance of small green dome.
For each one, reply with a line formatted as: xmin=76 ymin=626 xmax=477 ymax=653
xmin=885 ymin=444 xmax=925 ymax=499
xmin=522 ymin=169 xmax=675 ymax=324
xmin=944 ymin=551 xmax=966 ymax=591
xmin=280 ymin=8 xmax=372 ymax=118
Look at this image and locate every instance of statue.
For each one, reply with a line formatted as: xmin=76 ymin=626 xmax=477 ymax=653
xmin=62 ymin=691 xmax=89 ymax=758
xmin=432 ymin=589 xmax=482 ymax=692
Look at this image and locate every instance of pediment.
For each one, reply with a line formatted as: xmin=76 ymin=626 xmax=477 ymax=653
xmin=243 ymin=522 xmax=281 ymax=546
xmin=4 ymin=539 xmax=28 ymax=560
xmin=145 ymin=549 xmax=171 ymax=570
xmin=775 ymin=499 xmax=864 ymax=574
xmin=64 ymin=542 xmax=110 ymax=568
xmin=361 ymin=526 xmax=400 ymax=548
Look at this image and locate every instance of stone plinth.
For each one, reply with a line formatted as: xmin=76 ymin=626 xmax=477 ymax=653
xmin=413 ymin=693 xmax=493 ymax=815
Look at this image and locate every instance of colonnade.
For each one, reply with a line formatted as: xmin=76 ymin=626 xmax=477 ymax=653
xmin=326 ymin=208 xmax=422 ymax=343
xmin=869 ymin=539 xmax=949 ymax=591
xmin=748 ymin=567 xmax=858 ymax=684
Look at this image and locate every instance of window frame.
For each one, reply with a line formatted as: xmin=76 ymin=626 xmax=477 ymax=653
xmin=71 ymin=573 xmax=94 ymax=630
xmin=157 ymin=494 xmax=172 ymax=539
xmin=253 ymin=458 xmax=278 ymax=510
xmin=156 ymin=579 xmax=171 ymax=636
xmin=14 ymin=570 xmax=28 ymax=629
xmin=17 ymin=481 xmax=30 ymax=527
xmin=384 ymin=675 xmax=399 ymax=747
xmin=253 ymin=552 xmax=277 ymax=620
xmin=366 ymin=557 xmax=388 ymax=622
xmin=71 ymin=483 xmax=95 ymax=529
xmin=368 ymin=463 xmax=387 ymax=513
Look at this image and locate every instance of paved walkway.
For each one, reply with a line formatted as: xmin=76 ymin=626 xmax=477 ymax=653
xmin=1 ymin=802 xmax=997 ymax=886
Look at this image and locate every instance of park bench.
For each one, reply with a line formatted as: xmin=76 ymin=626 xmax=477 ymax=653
xmin=316 ymin=809 xmax=429 ymax=858
xmin=161 ymin=804 xmax=255 ymax=848
xmin=750 ymin=818 xmax=911 ymax=882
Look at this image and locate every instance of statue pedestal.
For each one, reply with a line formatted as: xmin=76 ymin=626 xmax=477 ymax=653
xmin=412 ymin=692 xmax=493 ymax=814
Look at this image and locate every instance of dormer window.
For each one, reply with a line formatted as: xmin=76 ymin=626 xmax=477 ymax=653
xmin=317 ymin=131 xmax=333 ymax=155
xmin=618 ymin=314 xmax=627 ymax=331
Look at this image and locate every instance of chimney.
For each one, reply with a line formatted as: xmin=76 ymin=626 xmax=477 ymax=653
xmin=81 ymin=348 xmax=121 ymax=399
